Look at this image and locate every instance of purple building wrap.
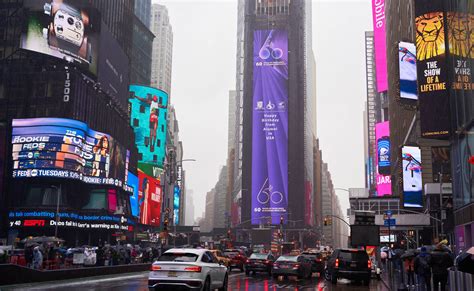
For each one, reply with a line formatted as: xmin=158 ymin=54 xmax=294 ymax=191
xmin=251 ymin=30 xmax=289 ymax=225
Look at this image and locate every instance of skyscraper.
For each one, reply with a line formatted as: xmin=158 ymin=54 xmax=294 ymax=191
xmin=241 ymin=0 xmax=316 ymax=231
xmin=135 ymin=0 xmax=152 ymax=28
xmin=151 ymin=4 xmax=174 ymax=95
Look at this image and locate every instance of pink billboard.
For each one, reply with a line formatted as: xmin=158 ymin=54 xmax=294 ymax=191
xmin=375 ymin=121 xmax=391 ymax=196
xmin=372 ymin=0 xmax=388 ymax=92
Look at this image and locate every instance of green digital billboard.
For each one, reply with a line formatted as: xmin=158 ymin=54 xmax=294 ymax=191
xmin=129 ymin=85 xmax=168 ymax=177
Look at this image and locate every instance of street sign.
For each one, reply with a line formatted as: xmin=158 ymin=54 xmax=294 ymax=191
xmin=384 ymin=219 xmax=396 ymax=226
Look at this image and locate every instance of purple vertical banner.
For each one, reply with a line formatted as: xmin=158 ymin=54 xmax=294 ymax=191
xmin=372 ymin=0 xmax=388 ymax=92
xmin=251 ymin=30 xmax=289 ymax=225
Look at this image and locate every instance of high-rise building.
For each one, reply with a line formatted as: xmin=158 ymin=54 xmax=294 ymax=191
xmin=134 ymin=0 xmax=152 ymax=28
xmin=240 ymin=0 xmax=316 ymax=233
xmin=202 ymin=190 xmax=216 ymax=233
xmin=0 ymin=1 xmax=138 ymax=244
xmin=150 ymin=4 xmax=173 ymax=95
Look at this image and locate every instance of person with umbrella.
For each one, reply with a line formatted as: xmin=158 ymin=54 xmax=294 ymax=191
xmin=402 ymin=250 xmax=416 ymax=287
xmin=415 ymin=246 xmax=431 ymax=291
xmin=430 ymin=240 xmax=454 ymax=291
xmin=33 ymin=246 xmax=43 ymax=270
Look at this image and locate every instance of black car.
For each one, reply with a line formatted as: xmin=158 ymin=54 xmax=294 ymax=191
xmin=301 ymin=251 xmax=325 ymax=275
xmin=245 ymin=253 xmax=275 ymax=276
xmin=325 ymin=248 xmax=371 ymax=285
xmin=272 ymin=255 xmax=312 ymax=280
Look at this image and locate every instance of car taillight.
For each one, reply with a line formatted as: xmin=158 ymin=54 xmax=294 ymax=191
xmin=265 ymin=260 xmax=271 ymax=264
xmin=368 ymin=260 xmax=372 ymax=269
xmin=151 ymin=265 xmax=161 ymax=271
xmin=184 ymin=266 xmax=202 ymax=272
xmin=335 ymin=258 xmax=339 ymax=268
xmin=316 ymin=258 xmax=322 ymax=262
xmin=293 ymin=264 xmax=300 ymax=269
xmin=246 ymin=259 xmax=250 ymax=263
xmin=273 ymin=263 xmax=279 ymax=268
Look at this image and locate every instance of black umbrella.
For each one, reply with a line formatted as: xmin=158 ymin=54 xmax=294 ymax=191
xmin=22 ymin=236 xmax=64 ymax=245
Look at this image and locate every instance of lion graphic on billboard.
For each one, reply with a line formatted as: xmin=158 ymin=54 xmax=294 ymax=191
xmin=447 ymin=12 xmax=470 ymax=58
xmin=416 ymin=12 xmax=446 ymax=61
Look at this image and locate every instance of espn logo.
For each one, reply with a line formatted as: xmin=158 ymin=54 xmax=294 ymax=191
xmin=23 ymin=220 xmax=46 ymax=227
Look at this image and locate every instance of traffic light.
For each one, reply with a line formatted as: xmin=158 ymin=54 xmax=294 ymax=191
xmin=324 ymin=217 xmax=328 ymax=226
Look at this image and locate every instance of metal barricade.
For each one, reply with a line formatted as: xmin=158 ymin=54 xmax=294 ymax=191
xmin=449 ymin=268 xmax=473 ymax=291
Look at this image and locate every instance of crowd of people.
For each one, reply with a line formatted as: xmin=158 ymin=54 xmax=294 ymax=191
xmin=381 ymin=240 xmax=455 ymax=291
xmin=7 ymin=242 xmax=164 ymax=270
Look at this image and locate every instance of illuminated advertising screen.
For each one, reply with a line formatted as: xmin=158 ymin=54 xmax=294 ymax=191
xmin=129 ymin=85 xmax=168 ymax=178
xmin=127 ymin=171 xmax=139 ymax=217
xmin=173 ymin=185 xmax=180 ymax=225
xmin=251 ymin=30 xmax=288 ymax=225
xmin=415 ymin=0 xmax=451 ymax=138
xmin=372 ymin=0 xmax=388 ymax=92
xmin=21 ymin=0 xmax=100 ymax=75
xmin=8 ymin=210 xmax=134 ymax=231
xmin=402 ymin=146 xmax=423 ymax=208
xmin=138 ymin=170 xmax=162 ymax=226
xmin=11 ymin=118 xmax=130 ymax=188
xmin=375 ymin=121 xmax=391 ymax=196
xmin=399 ymin=42 xmax=418 ymax=100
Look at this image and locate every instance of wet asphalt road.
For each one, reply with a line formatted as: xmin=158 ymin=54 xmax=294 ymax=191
xmin=0 ymin=270 xmax=390 ymax=290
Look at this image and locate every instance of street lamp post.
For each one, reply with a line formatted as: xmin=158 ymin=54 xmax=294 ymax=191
xmin=51 ymin=185 xmax=62 ymax=238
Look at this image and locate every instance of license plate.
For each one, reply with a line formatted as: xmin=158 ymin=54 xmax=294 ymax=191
xmin=281 ymin=265 xmax=288 ymax=268
xmin=350 ymin=263 xmax=357 ymax=267
xmin=168 ymin=271 xmax=177 ymax=277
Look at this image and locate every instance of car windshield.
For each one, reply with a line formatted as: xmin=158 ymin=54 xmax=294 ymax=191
xmin=158 ymin=253 xmax=199 ymax=262
xmin=224 ymin=252 xmax=239 ymax=258
xmin=339 ymin=251 xmax=368 ymax=261
xmin=250 ymin=253 xmax=268 ymax=259
xmin=277 ymin=256 xmax=298 ymax=262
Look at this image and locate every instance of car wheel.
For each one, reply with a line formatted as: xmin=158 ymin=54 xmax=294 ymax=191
xmin=245 ymin=270 xmax=250 ymax=276
xmin=202 ymin=276 xmax=211 ymax=291
xmin=218 ymin=274 xmax=228 ymax=291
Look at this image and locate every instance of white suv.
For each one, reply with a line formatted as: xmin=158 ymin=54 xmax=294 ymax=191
xmin=149 ymin=248 xmax=228 ymax=290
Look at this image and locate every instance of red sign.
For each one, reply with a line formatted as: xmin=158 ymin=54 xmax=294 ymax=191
xmin=138 ymin=169 xmax=162 ymax=226
xmin=23 ymin=219 xmax=45 ymax=227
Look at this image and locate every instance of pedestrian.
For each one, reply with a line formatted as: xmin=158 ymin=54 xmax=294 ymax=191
xmin=32 ymin=246 xmax=43 ymax=270
xmin=430 ymin=242 xmax=454 ymax=291
xmin=415 ymin=246 xmax=431 ymax=291
xmin=403 ymin=255 xmax=415 ymax=287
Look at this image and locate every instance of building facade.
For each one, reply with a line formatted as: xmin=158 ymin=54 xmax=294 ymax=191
xmin=150 ymin=4 xmax=173 ymax=95
xmin=134 ymin=0 xmax=152 ymax=29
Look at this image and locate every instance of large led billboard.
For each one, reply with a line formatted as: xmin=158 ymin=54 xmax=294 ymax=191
xmin=129 ymin=85 xmax=168 ymax=178
xmin=11 ymin=118 xmax=129 ymax=188
xmin=251 ymin=30 xmax=288 ymax=225
xmin=375 ymin=121 xmax=391 ymax=196
xmin=402 ymin=146 xmax=423 ymax=208
xmin=173 ymin=185 xmax=180 ymax=225
xmin=415 ymin=0 xmax=451 ymax=138
xmin=398 ymin=42 xmax=418 ymax=100
xmin=21 ymin=0 xmax=100 ymax=75
xmin=138 ymin=170 xmax=162 ymax=226
xmin=371 ymin=0 xmax=388 ymax=92
xmin=127 ymin=171 xmax=139 ymax=217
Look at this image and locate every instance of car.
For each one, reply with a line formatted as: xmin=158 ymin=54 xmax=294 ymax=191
xmin=148 ymin=248 xmax=228 ymax=290
xmin=325 ymin=248 xmax=371 ymax=285
xmin=223 ymin=249 xmax=247 ymax=272
xmin=301 ymin=251 xmax=325 ymax=275
xmin=209 ymin=249 xmax=231 ymax=268
xmin=272 ymin=255 xmax=312 ymax=280
xmin=244 ymin=253 xmax=275 ymax=276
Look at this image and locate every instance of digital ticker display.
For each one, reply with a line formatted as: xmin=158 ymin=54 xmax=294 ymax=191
xmin=11 ymin=118 xmax=129 ymax=188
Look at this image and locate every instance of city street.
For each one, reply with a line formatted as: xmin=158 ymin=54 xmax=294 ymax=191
xmin=1 ymin=271 xmax=390 ymax=291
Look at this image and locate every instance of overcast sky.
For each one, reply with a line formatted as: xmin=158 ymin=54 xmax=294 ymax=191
xmin=156 ymin=0 xmax=373 ymax=222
